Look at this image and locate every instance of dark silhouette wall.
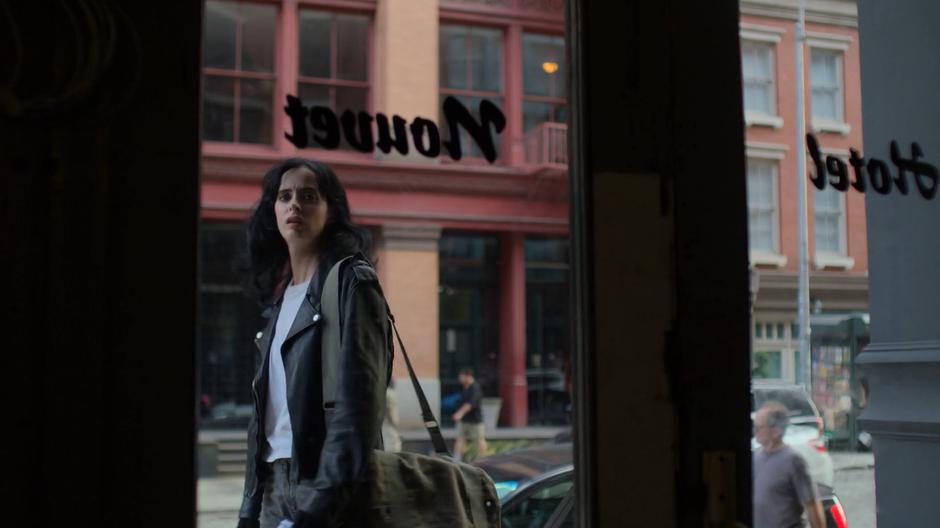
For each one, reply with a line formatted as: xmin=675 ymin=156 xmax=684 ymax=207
xmin=2 ymin=3 xmax=201 ymax=526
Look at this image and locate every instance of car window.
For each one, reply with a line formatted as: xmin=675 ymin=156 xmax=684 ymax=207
xmin=503 ymin=477 xmax=573 ymax=528
xmin=557 ymin=505 xmax=575 ymax=528
xmin=753 ymin=388 xmax=817 ymax=418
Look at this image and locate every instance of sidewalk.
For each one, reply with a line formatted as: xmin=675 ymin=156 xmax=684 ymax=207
xmin=198 ymin=475 xmax=245 ymax=514
xmin=831 ymin=451 xmax=875 ymax=472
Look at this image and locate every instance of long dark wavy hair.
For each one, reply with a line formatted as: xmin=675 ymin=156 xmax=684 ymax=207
xmin=245 ymin=158 xmax=371 ymax=304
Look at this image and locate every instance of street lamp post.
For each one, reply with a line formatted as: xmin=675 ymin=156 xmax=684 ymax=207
xmin=794 ymin=0 xmax=812 ymax=391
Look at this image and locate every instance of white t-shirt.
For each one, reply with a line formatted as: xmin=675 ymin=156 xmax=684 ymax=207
xmin=264 ymin=278 xmax=311 ymax=462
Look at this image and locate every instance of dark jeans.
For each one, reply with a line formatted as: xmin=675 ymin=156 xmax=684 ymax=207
xmin=260 ymin=459 xmax=299 ymax=528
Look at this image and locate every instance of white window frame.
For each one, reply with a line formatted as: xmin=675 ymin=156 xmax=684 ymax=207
xmin=746 ymin=144 xmax=787 ymax=267
xmin=740 ymin=24 xmax=784 ymax=129
xmin=812 ymin=148 xmax=855 ymax=270
xmin=808 ymin=33 xmax=852 ymax=135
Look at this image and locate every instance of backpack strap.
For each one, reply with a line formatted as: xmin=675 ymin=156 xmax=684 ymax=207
xmin=320 ymin=256 xmax=451 ymax=456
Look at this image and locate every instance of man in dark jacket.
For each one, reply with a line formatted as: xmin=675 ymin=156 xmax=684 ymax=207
xmin=452 ymin=367 xmax=487 ymax=462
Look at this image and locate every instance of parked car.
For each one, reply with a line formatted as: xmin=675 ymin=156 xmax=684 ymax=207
xmin=473 ymin=443 xmax=575 ymax=528
xmin=474 ymin=442 xmax=848 ymax=528
xmin=753 ymin=382 xmax=835 ymax=487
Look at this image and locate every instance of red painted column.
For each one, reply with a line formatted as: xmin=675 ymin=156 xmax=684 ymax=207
xmin=504 ymin=24 xmax=525 ymax=167
xmin=276 ymin=0 xmax=299 ymax=154
xmin=499 ymin=231 xmax=528 ymax=426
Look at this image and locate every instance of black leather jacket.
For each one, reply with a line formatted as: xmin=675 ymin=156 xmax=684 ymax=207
xmin=239 ymin=250 xmax=393 ymax=524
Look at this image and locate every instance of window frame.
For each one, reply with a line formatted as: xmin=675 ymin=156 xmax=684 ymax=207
xmin=521 ymin=31 xmax=567 ymax=133
xmin=296 ymin=7 xmax=374 ymax=123
xmin=808 ymin=33 xmax=852 ymax=135
xmin=438 ymin=21 xmax=508 ymax=164
xmin=745 ymin=148 xmax=786 ymax=267
xmin=202 ymin=0 xmax=280 ymax=146
xmin=811 ymin=151 xmax=854 ymax=270
xmin=740 ymin=23 xmax=784 ymax=129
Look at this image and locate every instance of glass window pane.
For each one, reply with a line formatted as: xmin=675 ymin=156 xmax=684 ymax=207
xmin=299 ymin=10 xmax=331 ymax=78
xmin=239 ymin=3 xmax=276 ymax=73
xmin=753 ymin=350 xmax=783 ymax=379
xmin=749 ymin=214 xmax=774 ymax=251
xmin=745 ymin=84 xmax=771 ymax=114
xmin=523 ymin=33 xmax=565 ymax=98
xmin=470 ymin=27 xmax=503 ymax=93
xmin=336 ymin=14 xmax=369 ymax=81
xmin=238 ymin=78 xmax=274 ymax=144
xmin=335 ymin=86 xmax=369 ymax=115
xmin=298 ymin=83 xmax=330 ymax=109
xmin=204 ymin=1 xmax=237 ymax=69
xmin=440 ymin=25 xmax=468 ymax=90
xmin=523 ymin=101 xmax=552 ymax=132
xmin=812 ymin=89 xmax=837 ymax=119
xmin=203 ymin=76 xmax=235 ymax=141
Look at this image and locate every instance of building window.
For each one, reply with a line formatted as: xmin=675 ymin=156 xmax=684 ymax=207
xmin=522 ymin=33 xmax=566 ymax=133
xmin=525 ymin=237 xmax=571 ymax=426
xmin=814 ymin=185 xmax=846 ymax=256
xmin=810 ymin=48 xmax=844 ymax=122
xmin=198 ymin=222 xmax=266 ymax=428
xmin=440 ymin=24 xmax=505 ymax=159
xmin=746 ymin=159 xmax=779 ymax=253
xmin=298 ymin=9 xmax=371 ymax=150
xmin=752 ymin=320 xmax=796 ymax=381
xmin=741 ymin=40 xmax=776 ymax=117
xmin=438 ymin=233 xmax=500 ymax=426
xmin=202 ymin=1 xmax=277 ymax=144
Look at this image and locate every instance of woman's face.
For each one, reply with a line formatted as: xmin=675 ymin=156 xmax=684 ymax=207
xmin=274 ymin=166 xmax=330 ymax=252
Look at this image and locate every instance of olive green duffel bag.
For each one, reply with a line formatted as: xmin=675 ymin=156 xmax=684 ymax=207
xmin=322 ymin=257 xmax=501 ymax=527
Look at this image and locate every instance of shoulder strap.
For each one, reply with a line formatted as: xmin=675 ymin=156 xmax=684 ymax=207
xmin=320 ymin=256 xmax=451 ymax=456
xmin=320 ymin=255 xmax=354 ymax=408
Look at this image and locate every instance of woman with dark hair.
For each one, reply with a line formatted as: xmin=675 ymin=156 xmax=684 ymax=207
xmin=237 ymin=158 xmax=392 ymax=528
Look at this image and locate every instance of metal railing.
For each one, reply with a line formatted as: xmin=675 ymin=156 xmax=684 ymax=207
xmin=523 ymin=122 xmax=568 ymax=167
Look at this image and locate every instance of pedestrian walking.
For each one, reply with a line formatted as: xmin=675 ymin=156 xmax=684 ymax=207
xmin=236 ymin=158 xmax=393 ymax=528
xmin=452 ymin=367 xmax=487 ymax=462
xmin=753 ymin=401 xmax=826 ymax=528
